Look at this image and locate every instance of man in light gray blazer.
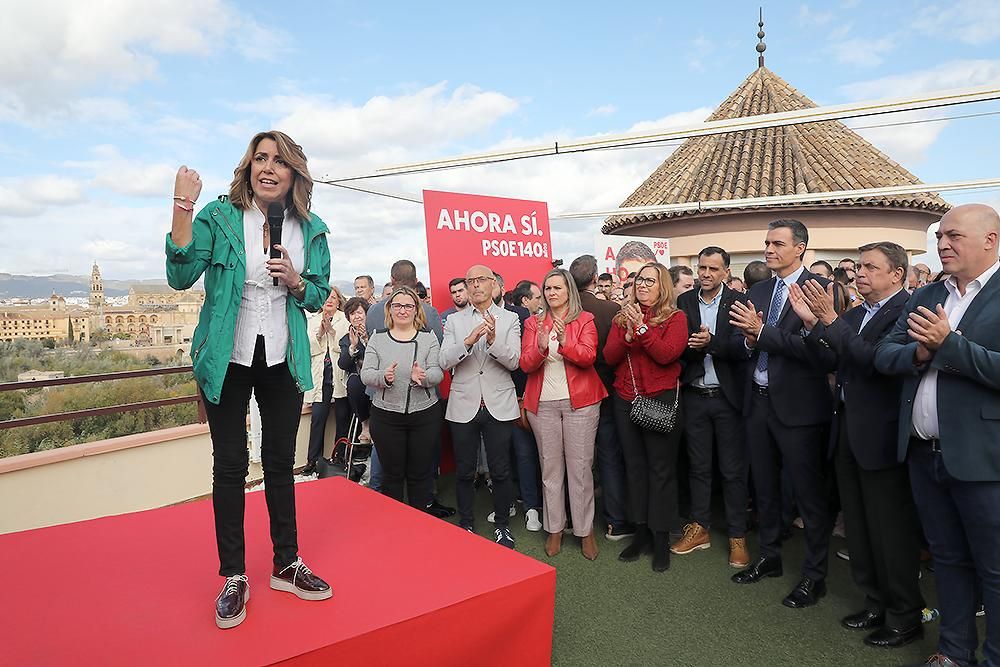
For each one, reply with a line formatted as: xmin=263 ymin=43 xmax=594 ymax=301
xmin=440 ymin=264 xmax=522 ymax=549
xmin=874 ymin=203 xmax=1000 ymax=667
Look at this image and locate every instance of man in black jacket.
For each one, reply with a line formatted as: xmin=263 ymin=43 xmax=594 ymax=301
xmin=674 ymin=247 xmax=749 ymax=568
xmin=798 ymin=242 xmax=924 ymax=649
xmin=729 ymin=219 xmax=837 ymax=608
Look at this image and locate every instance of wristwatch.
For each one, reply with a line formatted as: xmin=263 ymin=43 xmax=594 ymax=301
xmin=636 ymin=324 xmax=649 ymax=336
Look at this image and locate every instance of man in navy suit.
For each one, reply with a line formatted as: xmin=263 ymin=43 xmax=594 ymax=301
xmin=875 ymin=203 xmax=1000 ymax=667
xmin=795 ymin=242 xmax=924 ymax=649
xmin=728 ymin=219 xmax=837 ymax=608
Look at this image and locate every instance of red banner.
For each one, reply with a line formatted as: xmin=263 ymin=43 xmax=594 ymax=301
xmin=423 ymin=190 xmax=553 ymax=314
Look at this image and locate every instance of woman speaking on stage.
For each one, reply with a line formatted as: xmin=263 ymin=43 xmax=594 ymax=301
xmin=165 ymin=130 xmax=333 ymax=629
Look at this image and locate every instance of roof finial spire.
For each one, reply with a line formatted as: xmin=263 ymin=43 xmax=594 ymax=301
xmin=756 ymin=7 xmax=767 ymax=68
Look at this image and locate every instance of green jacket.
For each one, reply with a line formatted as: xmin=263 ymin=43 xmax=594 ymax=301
xmin=165 ymin=196 xmax=331 ymax=404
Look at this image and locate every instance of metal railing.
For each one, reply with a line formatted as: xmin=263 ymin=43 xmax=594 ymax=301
xmin=0 ymin=366 xmax=205 ymax=430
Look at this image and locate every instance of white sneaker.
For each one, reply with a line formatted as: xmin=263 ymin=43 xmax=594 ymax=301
xmin=525 ymin=508 xmax=542 ymax=532
xmin=487 ymin=504 xmax=516 ymax=523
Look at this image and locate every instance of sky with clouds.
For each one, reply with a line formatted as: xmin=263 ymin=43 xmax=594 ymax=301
xmin=3 ymin=0 xmax=1000 ymax=282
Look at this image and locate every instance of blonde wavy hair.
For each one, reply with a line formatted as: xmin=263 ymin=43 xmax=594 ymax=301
xmin=229 ymin=131 xmax=313 ymax=221
xmin=537 ymin=268 xmax=583 ymax=323
xmin=613 ymin=262 xmax=679 ymax=327
xmin=325 ymin=285 xmax=346 ymax=312
xmin=384 ymin=286 xmax=427 ymax=331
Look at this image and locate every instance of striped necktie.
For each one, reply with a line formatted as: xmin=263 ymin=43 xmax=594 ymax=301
xmin=755 ymin=279 xmax=786 ymax=374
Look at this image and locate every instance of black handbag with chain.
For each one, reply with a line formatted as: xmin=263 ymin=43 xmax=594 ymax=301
xmin=627 ymin=354 xmax=680 ymax=433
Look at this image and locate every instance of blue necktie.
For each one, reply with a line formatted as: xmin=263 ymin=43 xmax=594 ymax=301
xmin=755 ymin=279 xmax=786 ymax=375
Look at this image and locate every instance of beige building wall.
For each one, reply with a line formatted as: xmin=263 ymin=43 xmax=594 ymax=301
xmin=0 ymin=409 xmax=336 ymax=535
xmin=627 ymin=207 xmax=937 ymax=274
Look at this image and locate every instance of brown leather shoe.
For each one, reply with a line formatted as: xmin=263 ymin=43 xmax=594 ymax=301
xmin=581 ymin=533 xmax=599 ymax=561
xmin=270 ymin=557 xmax=332 ymax=601
xmin=671 ymin=523 xmax=711 ymax=555
xmin=729 ymin=537 xmax=750 ymax=568
xmin=545 ymin=531 xmax=562 ymax=557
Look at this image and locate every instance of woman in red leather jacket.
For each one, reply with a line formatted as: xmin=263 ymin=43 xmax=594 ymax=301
xmin=521 ymin=269 xmax=608 ymax=560
xmin=604 ymin=262 xmax=688 ymax=572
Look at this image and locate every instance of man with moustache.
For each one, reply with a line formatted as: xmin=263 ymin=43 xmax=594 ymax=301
xmin=793 ymin=242 xmax=924 ymax=649
xmin=441 ymin=277 xmax=469 ymax=325
xmin=875 ymin=204 xmax=1000 ymax=667
xmin=728 ymin=219 xmax=837 ymax=608
xmin=674 ymin=246 xmax=750 ymax=567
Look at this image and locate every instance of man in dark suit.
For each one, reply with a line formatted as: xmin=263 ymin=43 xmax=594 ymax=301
xmin=728 ymin=219 xmax=837 ymax=608
xmin=874 ymin=203 xmax=1000 ymax=667
xmin=569 ymin=255 xmax=634 ymax=540
xmin=674 ymin=246 xmax=750 ymax=568
xmin=795 ymin=242 xmax=924 ymax=649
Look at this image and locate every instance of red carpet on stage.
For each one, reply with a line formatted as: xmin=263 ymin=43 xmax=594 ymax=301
xmin=0 ymin=478 xmax=555 ymax=666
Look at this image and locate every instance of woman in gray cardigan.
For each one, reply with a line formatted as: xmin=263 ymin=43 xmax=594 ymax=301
xmin=361 ymin=286 xmax=444 ymax=509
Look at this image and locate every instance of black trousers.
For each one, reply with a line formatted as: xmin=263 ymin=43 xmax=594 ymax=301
xmin=202 ymin=336 xmax=302 ymax=577
xmin=613 ymin=391 xmax=682 ymax=533
xmin=450 ymin=407 xmax=514 ymax=529
xmin=307 ymin=384 xmax=350 ymax=463
xmin=747 ymin=390 xmax=830 ymax=581
xmin=836 ymin=410 xmax=924 ymax=629
xmin=682 ymin=389 xmax=747 ymax=537
xmin=346 ymin=374 xmax=371 ymax=423
xmin=370 ymin=403 xmax=441 ymax=510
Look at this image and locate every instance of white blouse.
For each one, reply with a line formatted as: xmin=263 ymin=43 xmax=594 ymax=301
xmin=230 ymin=202 xmax=305 ymax=367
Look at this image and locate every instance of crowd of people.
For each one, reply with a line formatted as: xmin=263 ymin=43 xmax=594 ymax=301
xmin=170 ymin=130 xmax=995 ymax=664
xmin=307 ymin=208 xmax=998 ymax=667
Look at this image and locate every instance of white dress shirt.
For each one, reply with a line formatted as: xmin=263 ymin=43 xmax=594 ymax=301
xmin=912 ymin=260 xmax=1000 ymax=439
xmin=231 ymin=203 xmax=305 ymax=367
xmin=693 ymin=287 xmax=723 ymax=388
xmin=752 ymin=265 xmax=805 ymax=387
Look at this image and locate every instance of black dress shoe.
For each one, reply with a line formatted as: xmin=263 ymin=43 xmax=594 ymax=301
xmin=619 ymin=525 xmax=652 ymax=562
xmin=841 ymin=608 xmax=885 ymax=630
xmin=731 ymin=555 xmax=783 ymax=584
xmin=782 ymin=577 xmax=826 ymax=608
xmin=864 ymin=624 xmax=923 ymax=648
xmin=652 ymin=532 xmax=671 ymax=572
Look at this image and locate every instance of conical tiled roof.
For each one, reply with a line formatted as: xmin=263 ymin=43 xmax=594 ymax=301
xmin=603 ymin=66 xmax=950 ymax=231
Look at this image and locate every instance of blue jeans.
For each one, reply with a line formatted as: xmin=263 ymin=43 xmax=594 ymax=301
xmin=595 ymin=398 xmax=629 ymax=530
xmin=909 ymin=442 xmax=1000 ymax=666
xmin=369 ymin=444 xmax=383 ymax=492
xmin=511 ymin=423 xmax=541 ymax=509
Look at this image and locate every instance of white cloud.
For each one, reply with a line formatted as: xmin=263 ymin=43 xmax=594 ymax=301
xmin=0 ymin=1 xmax=285 ymax=122
xmin=913 ymin=0 xmax=1000 ymax=45
xmin=587 ymin=105 xmax=618 ymax=117
xmin=846 ymin=110 xmax=948 ymax=165
xmin=0 ymin=175 xmax=86 ymax=217
xmin=1 ymin=92 xmax=712 ymax=282
xmin=830 ymin=36 xmax=896 ymax=67
xmin=798 ymin=5 xmax=834 ymax=26
xmin=841 ymin=59 xmax=1000 ymax=98
xmin=63 ymin=145 xmax=181 ymax=198
xmin=259 ymin=83 xmax=520 ymax=177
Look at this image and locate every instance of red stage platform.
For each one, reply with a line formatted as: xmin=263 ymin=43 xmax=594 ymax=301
xmin=0 ymin=477 xmax=555 ymax=666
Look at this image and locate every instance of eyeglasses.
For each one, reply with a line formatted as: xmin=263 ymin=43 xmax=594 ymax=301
xmin=389 ymin=303 xmax=416 ymax=312
xmin=634 ymin=276 xmax=657 ymax=287
xmin=466 ymin=276 xmax=495 ymax=287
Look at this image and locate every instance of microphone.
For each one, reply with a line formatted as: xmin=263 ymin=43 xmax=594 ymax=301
xmin=267 ymin=202 xmax=284 ymax=286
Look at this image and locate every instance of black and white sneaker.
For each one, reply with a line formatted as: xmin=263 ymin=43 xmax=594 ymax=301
xmin=215 ymin=574 xmax=249 ymax=629
xmin=495 ymin=526 xmax=515 ymax=549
